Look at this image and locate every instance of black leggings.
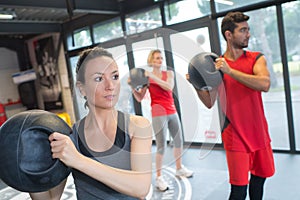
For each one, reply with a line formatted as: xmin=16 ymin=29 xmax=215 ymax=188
xmin=229 ymin=174 xmax=266 ymax=200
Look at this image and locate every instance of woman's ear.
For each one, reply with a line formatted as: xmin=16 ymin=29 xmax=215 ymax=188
xmin=76 ymin=81 xmax=86 ymax=97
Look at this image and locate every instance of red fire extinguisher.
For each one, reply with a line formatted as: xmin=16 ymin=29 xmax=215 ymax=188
xmin=0 ymin=103 xmax=7 ymax=126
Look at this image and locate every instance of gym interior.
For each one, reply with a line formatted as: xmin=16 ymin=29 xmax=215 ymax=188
xmin=0 ymin=0 xmax=299 ymax=199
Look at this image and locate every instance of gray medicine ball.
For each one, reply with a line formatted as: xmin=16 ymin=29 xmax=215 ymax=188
xmin=188 ymin=52 xmax=223 ymax=90
xmin=129 ymin=68 xmax=149 ymax=90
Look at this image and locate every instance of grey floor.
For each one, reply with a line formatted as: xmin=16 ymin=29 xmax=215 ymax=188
xmin=1 ymin=144 xmax=300 ymax=200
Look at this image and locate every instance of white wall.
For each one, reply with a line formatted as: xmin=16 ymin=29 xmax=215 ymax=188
xmin=0 ymin=47 xmax=20 ymax=104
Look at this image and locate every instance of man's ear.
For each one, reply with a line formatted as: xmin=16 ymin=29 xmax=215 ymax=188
xmin=76 ymin=81 xmax=86 ymax=97
xmin=225 ymin=30 xmax=232 ymax=40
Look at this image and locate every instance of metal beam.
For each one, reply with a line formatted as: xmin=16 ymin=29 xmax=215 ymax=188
xmin=74 ymin=0 xmax=119 ymax=14
xmin=0 ymin=0 xmax=119 ymax=14
xmin=0 ymin=0 xmax=68 ymax=9
xmin=0 ymin=21 xmax=61 ymax=34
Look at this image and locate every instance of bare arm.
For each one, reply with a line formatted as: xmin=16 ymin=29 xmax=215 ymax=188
xmin=49 ymin=116 xmax=152 ymax=199
xmin=146 ymin=70 xmax=174 ymax=91
xmin=127 ymin=76 xmax=148 ymax=102
xmin=195 ymin=88 xmax=218 ymax=109
xmin=186 ymin=73 xmax=218 ymax=109
xmin=132 ymin=86 xmax=148 ymax=102
xmin=216 ymin=56 xmax=270 ymax=92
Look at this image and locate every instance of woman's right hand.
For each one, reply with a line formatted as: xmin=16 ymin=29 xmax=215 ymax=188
xmin=49 ymin=132 xmax=83 ymax=168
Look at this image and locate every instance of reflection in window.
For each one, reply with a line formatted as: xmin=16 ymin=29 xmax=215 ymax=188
xmin=125 ymin=7 xmax=162 ymax=35
xmin=93 ymin=18 xmax=123 ymax=43
xmin=248 ymin=8 xmax=289 ymax=150
xmin=107 ymin=45 xmax=135 ymax=115
xmin=165 ymin=0 xmax=211 ymax=25
xmin=68 ymin=27 xmax=92 ymax=50
xmin=70 ymin=56 xmax=88 ymax=120
xmin=215 ymin=0 xmax=269 ymax=12
xmin=283 ymin=1 xmax=300 ymax=150
xmin=132 ymin=37 xmax=165 ymax=121
xmin=170 ymin=28 xmax=222 ymax=144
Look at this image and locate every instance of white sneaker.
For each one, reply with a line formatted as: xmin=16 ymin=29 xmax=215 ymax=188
xmin=155 ymin=176 xmax=169 ymax=191
xmin=176 ymin=166 xmax=193 ymax=178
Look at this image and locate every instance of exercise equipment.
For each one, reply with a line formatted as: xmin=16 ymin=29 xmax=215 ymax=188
xmin=129 ymin=68 xmax=149 ymax=90
xmin=188 ymin=52 xmax=223 ymax=90
xmin=0 ymin=109 xmax=72 ymax=192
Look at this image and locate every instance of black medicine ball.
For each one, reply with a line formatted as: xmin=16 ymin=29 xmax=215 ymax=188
xmin=129 ymin=68 xmax=149 ymax=90
xmin=188 ymin=52 xmax=223 ymax=90
xmin=0 ymin=110 xmax=72 ymax=192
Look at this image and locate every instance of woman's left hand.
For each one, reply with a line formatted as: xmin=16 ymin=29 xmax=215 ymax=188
xmin=49 ymin=132 xmax=82 ymax=168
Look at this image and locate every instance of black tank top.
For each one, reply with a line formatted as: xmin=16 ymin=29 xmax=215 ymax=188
xmin=70 ymin=111 xmax=138 ymax=200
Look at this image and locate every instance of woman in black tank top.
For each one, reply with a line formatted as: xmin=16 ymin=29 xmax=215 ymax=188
xmin=29 ymin=47 xmax=153 ymax=200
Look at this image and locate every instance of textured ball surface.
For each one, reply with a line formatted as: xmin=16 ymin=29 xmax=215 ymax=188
xmin=129 ymin=68 xmax=149 ymax=90
xmin=0 ymin=110 xmax=72 ymax=192
xmin=188 ymin=52 xmax=223 ymax=90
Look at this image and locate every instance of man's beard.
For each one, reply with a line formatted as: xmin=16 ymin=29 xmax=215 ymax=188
xmin=232 ymin=39 xmax=249 ymax=49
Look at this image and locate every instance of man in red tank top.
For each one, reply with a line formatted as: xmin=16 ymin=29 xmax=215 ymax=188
xmin=192 ymin=12 xmax=275 ymax=200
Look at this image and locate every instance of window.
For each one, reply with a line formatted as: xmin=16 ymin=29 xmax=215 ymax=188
xmin=282 ymin=1 xmax=300 ymax=150
xmin=70 ymin=56 xmax=88 ymax=120
xmin=170 ymin=28 xmax=222 ymax=144
xmin=165 ymin=0 xmax=211 ymax=25
xmin=108 ymin=45 xmax=134 ymax=114
xmin=125 ymin=7 xmax=162 ymax=35
xmin=215 ymin=0 xmax=271 ymax=13
xmin=132 ymin=37 xmax=165 ymax=121
xmin=67 ymin=27 xmax=92 ymax=50
xmin=93 ymin=18 xmax=124 ymax=43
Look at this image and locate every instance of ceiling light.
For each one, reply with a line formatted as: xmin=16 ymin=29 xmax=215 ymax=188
xmin=0 ymin=11 xmax=16 ymax=20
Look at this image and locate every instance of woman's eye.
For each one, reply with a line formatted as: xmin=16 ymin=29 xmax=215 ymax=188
xmin=95 ymin=76 xmax=103 ymax=82
xmin=113 ymin=74 xmax=119 ymax=80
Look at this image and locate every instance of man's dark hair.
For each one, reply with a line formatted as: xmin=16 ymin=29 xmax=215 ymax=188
xmin=221 ymin=12 xmax=250 ymax=41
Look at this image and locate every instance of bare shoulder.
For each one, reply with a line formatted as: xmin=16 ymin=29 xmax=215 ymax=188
xmin=166 ymin=70 xmax=174 ymax=78
xmin=166 ymin=70 xmax=174 ymax=75
xmin=130 ymin=115 xmax=151 ymax=128
xmin=256 ymin=54 xmax=267 ymax=63
xmin=129 ymin=115 xmax=152 ymax=138
xmin=254 ymin=54 xmax=269 ymax=75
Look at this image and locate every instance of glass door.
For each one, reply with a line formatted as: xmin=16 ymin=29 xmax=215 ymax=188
xmin=131 ymin=37 xmax=165 ymax=122
xmin=170 ymin=27 xmax=222 ymax=144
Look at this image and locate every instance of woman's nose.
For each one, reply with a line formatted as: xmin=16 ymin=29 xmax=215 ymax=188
xmin=105 ymin=79 xmax=114 ymax=90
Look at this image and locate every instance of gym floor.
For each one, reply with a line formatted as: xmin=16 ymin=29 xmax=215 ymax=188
xmin=0 ymin=144 xmax=300 ymax=200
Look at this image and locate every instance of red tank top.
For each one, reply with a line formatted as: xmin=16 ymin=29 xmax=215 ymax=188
xmin=219 ymin=51 xmax=271 ymax=152
xmin=148 ymin=71 xmax=177 ymax=117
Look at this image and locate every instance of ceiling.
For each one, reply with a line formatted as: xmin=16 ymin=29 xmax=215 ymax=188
xmin=0 ymin=0 xmax=160 ymax=39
